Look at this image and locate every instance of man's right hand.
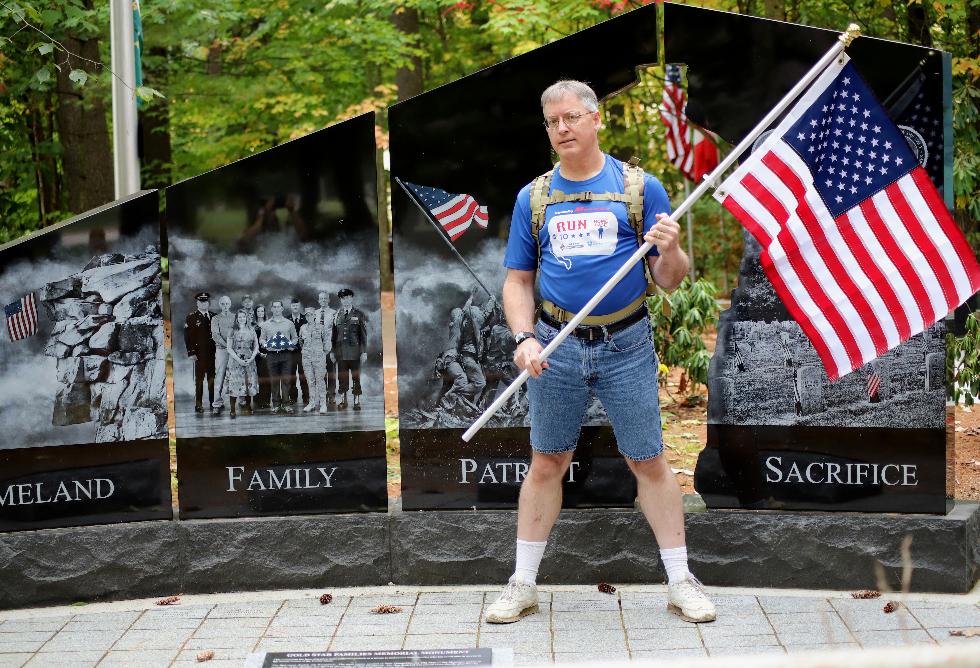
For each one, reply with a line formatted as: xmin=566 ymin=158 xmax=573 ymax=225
xmin=514 ymin=338 xmax=548 ymax=378
xmin=189 ymin=354 xmax=197 ymax=361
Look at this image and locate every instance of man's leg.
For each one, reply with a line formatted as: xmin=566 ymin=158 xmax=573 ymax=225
xmin=516 ymin=450 xmax=574 ymax=542
xmin=212 ymin=349 xmax=228 ymax=411
xmin=626 ymin=454 xmax=685 ymax=549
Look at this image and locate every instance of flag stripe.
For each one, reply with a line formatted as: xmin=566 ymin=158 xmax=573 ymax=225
xmin=760 ymin=152 xmax=870 ymax=369
xmin=856 ymin=198 xmax=934 ymax=331
xmin=908 ymin=168 xmax=980 ymax=300
xmin=722 ymin=191 xmax=775 ymax=247
xmin=768 ymin=147 xmax=890 ymax=358
xmin=886 ymin=178 xmax=958 ymax=313
xmin=758 ymin=248 xmax=849 ymax=378
xmin=870 ymin=189 xmax=948 ymax=324
xmin=844 ymin=206 xmax=917 ymax=340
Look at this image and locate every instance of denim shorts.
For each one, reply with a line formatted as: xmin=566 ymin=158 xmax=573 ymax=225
xmin=527 ymin=315 xmax=664 ymax=461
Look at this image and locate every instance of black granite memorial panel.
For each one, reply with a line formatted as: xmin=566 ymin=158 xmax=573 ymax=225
xmin=390 ymin=3 xmax=661 ymax=510
xmin=167 ymin=113 xmax=387 ymax=518
xmin=663 ymin=4 xmax=954 ymax=513
xmin=0 ymin=191 xmax=171 ymax=530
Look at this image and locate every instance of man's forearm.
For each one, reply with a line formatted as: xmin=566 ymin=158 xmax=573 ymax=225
xmin=503 ymin=274 xmax=536 ymax=335
xmin=651 ymin=247 xmax=689 ymax=292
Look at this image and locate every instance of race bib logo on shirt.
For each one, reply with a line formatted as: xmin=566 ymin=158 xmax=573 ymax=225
xmin=548 ymin=211 xmax=617 ymax=263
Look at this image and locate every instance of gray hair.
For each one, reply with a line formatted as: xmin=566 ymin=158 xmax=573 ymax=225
xmin=540 ymin=80 xmax=599 ymax=112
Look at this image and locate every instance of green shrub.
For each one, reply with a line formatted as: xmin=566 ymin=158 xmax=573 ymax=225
xmin=647 ymin=277 xmax=719 ymax=399
xmin=947 ymin=312 xmax=980 ymax=406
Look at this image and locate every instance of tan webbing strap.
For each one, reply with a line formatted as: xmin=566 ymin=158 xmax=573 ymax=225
xmin=623 ymin=160 xmax=657 ymax=295
xmin=545 ymin=191 xmax=630 ymax=204
xmin=529 ymin=168 xmax=555 ymax=268
xmin=542 ymin=294 xmax=648 ymax=326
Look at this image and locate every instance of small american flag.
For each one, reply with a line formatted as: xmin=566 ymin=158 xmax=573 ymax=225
xmin=715 ymin=57 xmax=980 ymax=381
xmin=660 ymin=64 xmax=719 ymax=183
xmin=731 ymin=340 xmax=745 ymax=372
xmin=265 ymin=331 xmax=293 ymax=352
xmin=5 ymin=293 xmax=38 ymax=342
xmin=867 ymin=365 xmax=881 ymax=402
xmin=405 ymin=182 xmax=488 ymax=242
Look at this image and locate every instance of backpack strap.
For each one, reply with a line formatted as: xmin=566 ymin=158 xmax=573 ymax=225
xmin=529 ymin=168 xmax=556 ymax=268
xmin=623 ymin=157 xmax=657 ymax=296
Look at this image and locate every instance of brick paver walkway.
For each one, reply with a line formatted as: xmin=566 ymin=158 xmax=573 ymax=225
xmin=0 ymin=585 xmax=977 ymax=667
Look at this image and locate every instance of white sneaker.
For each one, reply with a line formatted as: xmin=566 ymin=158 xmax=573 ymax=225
xmin=667 ymin=575 xmax=716 ymax=623
xmin=303 ymin=402 xmax=316 ymax=412
xmin=484 ymin=577 xmax=539 ymax=624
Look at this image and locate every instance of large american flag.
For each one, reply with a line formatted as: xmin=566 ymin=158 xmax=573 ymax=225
xmin=404 ymin=182 xmax=488 ymax=242
xmin=715 ymin=57 xmax=980 ymax=381
xmin=5 ymin=293 xmax=38 ymax=342
xmin=660 ymin=64 xmax=719 ymax=183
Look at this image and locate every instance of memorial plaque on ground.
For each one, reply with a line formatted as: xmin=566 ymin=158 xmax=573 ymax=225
xmin=0 ymin=191 xmax=172 ymax=530
xmin=390 ymin=2 xmax=667 ymax=510
xmin=256 ymin=649 xmax=506 ymax=667
xmin=664 ymin=4 xmax=954 ymax=512
xmin=167 ymin=113 xmax=387 ymax=518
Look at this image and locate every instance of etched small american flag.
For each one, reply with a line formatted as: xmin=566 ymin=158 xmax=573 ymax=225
xmin=5 ymin=293 xmax=38 ymax=342
xmin=405 ymin=182 xmax=488 ymax=242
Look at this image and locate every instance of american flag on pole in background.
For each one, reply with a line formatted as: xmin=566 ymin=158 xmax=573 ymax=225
xmin=404 ymin=182 xmax=488 ymax=242
xmin=731 ymin=340 xmax=745 ymax=372
xmin=715 ymin=57 xmax=980 ymax=381
xmin=5 ymin=293 xmax=38 ymax=342
xmin=867 ymin=365 xmax=881 ymax=403
xmin=660 ymin=64 xmax=719 ymax=183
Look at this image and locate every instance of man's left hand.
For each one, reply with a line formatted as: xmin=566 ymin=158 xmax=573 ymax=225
xmin=644 ymin=213 xmax=681 ymax=254
xmin=360 ymin=352 xmax=367 ymax=364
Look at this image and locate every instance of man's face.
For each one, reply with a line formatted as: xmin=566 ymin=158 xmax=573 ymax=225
xmin=242 ymin=296 xmax=253 ymax=310
xmin=341 ymin=295 xmax=353 ymax=310
xmin=290 ymin=302 xmax=301 ymax=316
xmin=219 ymin=296 xmax=231 ymax=313
xmin=543 ymin=93 xmax=600 ymax=162
xmin=197 ymin=299 xmax=209 ymax=312
xmin=271 ymin=302 xmax=284 ymax=317
xmin=318 ymin=292 xmax=328 ymax=307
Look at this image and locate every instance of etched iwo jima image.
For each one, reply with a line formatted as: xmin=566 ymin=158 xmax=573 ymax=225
xmin=394 ymin=179 xmax=611 ymax=430
xmin=0 ymin=225 xmax=166 ymax=449
xmin=167 ymin=115 xmax=385 ymax=439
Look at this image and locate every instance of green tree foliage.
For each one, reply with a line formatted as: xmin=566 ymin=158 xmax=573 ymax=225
xmin=948 ymin=313 xmax=980 ymax=406
xmin=647 ymin=278 xmax=720 ymax=398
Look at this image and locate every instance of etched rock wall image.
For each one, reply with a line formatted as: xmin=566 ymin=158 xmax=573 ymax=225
xmin=40 ymin=245 xmax=166 ymax=442
xmin=707 ymin=230 xmax=946 ymax=430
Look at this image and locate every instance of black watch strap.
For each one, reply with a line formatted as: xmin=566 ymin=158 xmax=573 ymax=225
xmin=514 ymin=331 xmax=536 ymax=346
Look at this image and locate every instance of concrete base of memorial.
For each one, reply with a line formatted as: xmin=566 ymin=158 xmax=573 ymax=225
xmin=1 ymin=502 xmax=977 ymax=609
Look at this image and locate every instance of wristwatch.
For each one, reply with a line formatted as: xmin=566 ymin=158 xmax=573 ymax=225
xmin=514 ymin=331 xmax=536 ymax=346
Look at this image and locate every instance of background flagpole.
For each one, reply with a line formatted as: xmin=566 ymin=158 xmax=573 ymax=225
xmin=394 ymin=176 xmax=494 ymax=299
xmin=462 ymin=23 xmax=862 ymax=443
xmin=110 ymin=0 xmax=140 ymax=198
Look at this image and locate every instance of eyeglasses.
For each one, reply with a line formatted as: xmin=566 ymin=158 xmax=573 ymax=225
xmin=543 ymin=110 xmax=593 ymax=131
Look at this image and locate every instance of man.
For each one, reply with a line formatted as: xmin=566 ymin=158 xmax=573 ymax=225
xmin=315 ymin=291 xmax=337 ymax=410
xmin=210 ymin=295 xmax=235 ymax=416
xmin=485 ymin=80 xmax=715 ymax=625
xmin=286 ymin=298 xmax=309 ymax=407
xmin=184 ymin=292 xmax=216 ymax=414
xmin=260 ymin=300 xmax=299 ymax=413
xmin=330 ymin=288 xmax=367 ymax=411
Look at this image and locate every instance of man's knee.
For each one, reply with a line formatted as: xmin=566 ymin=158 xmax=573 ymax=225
xmin=626 ymin=452 xmax=670 ymax=482
xmin=526 ymin=451 xmax=574 ymax=484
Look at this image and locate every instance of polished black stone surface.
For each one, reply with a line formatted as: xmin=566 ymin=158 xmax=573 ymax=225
xmin=665 ymin=5 xmax=952 ymax=514
xmin=165 ymin=112 xmax=388 ymax=518
xmin=0 ymin=191 xmax=172 ymax=531
xmin=400 ymin=426 xmax=636 ymax=510
xmin=0 ymin=439 xmax=172 ymax=532
xmin=176 ymin=431 xmax=386 ymax=518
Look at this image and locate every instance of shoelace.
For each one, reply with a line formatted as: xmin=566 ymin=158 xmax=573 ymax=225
xmin=675 ymin=575 xmax=708 ymax=598
xmin=499 ymin=580 xmax=528 ymax=602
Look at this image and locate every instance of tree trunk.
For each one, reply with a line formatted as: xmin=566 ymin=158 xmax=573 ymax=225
xmin=140 ymin=48 xmax=173 ymax=190
xmin=906 ymin=1 xmax=932 ymax=47
xmin=55 ymin=36 xmax=114 ymax=214
xmin=391 ymin=5 xmax=423 ymax=100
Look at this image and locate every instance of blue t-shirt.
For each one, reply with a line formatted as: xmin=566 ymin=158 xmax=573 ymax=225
xmin=503 ymin=154 xmax=672 ymax=315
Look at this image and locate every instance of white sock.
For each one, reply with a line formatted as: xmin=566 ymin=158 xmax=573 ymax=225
xmin=512 ymin=539 xmax=547 ymax=585
xmin=660 ymin=546 xmax=689 ymax=584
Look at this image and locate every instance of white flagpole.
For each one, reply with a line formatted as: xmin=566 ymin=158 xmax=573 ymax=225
xmin=462 ymin=24 xmax=861 ymax=443
xmin=684 ymin=180 xmax=694 ymax=283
